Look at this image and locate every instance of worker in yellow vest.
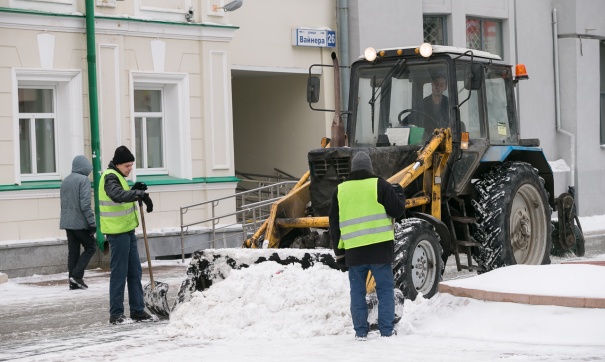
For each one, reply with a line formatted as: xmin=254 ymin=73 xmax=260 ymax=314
xmin=99 ymin=145 xmax=156 ymax=325
xmin=329 ymin=151 xmax=405 ymax=340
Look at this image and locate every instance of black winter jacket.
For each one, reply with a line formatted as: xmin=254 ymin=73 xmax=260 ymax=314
xmin=103 ymin=162 xmax=146 ymax=204
xmin=329 ymin=170 xmax=405 ymax=266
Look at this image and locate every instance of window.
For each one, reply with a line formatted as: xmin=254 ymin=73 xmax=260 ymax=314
xmin=485 ymin=67 xmax=517 ymax=144
xmin=456 ymin=64 xmax=484 ymax=139
xmin=466 ymin=17 xmax=503 ymax=57
xmin=134 ymin=89 xmax=165 ymax=171
xmin=424 ymin=16 xmax=447 ymax=45
xmin=13 ymin=69 xmax=83 ymax=184
xmin=130 ymin=72 xmax=192 ymax=179
xmin=18 ymin=87 xmax=58 ymax=178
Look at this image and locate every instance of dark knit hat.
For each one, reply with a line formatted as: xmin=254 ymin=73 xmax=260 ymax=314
xmin=112 ymin=145 xmax=135 ymax=165
xmin=351 ymin=151 xmax=373 ymax=172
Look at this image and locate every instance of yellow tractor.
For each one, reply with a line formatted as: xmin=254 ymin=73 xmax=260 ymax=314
xmin=172 ymin=44 xmax=584 ymax=314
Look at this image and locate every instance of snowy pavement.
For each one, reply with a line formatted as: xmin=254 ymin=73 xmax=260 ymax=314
xmin=1 ymin=234 xmax=605 ymax=361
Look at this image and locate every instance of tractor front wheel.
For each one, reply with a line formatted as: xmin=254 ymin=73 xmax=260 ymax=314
xmin=393 ymin=218 xmax=444 ymax=301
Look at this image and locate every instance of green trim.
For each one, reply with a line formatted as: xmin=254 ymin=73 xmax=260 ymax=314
xmin=0 ymin=181 xmax=61 ymax=191
xmin=0 ymin=176 xmax=240 ymax=192
xmin=0 ymin=7 xmax=239 ymax=29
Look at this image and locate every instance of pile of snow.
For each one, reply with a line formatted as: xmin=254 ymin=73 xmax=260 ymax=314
xmin=164 ymin=261 xmax=352 ymax=340
xmin=163 ymin=260 xmax=605 ymax=346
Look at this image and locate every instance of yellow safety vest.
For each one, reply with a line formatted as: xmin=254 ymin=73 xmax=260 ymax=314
xmin=337 ymin=178 xmax=394 ymax=250
xmin=99 ymin=169 xmax=139 ymax=234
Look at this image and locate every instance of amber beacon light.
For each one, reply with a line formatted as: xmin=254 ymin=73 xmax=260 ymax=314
xmin=514 ymin=64 xmax=529 ymax=82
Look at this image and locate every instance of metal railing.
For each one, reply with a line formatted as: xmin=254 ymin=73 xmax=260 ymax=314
xmin=178 ymin=180 xmax=298 ymax=261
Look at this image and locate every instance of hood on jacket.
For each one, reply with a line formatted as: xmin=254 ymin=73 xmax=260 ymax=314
xmin=71 ymin=155 xmax=92 ymax=176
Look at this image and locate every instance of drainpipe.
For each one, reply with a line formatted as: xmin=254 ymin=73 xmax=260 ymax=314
xmin=337 ymin=0 xmax=350 ymax=114
xmin=552 ymin=8 xmax=575 ymax=188
xmin=85 ymin=0 xmax=104 ymax=246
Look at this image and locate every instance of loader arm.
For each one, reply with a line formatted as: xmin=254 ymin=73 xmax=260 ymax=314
xmin=248 ymin=128 xmax=454 ymax=249
xmin=243 ymin=138 xmax=332 ymax=248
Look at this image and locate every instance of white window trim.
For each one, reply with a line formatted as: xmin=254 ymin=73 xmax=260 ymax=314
xmin=129 ymin=71 xmax=192 ymax=180
xmin=18 ymin=85 xmax=60 ymax=180
xmin=134 ymin=86 xmax=167 ymax=174
xmin=12 ymin=68 xmax=83 ymax=185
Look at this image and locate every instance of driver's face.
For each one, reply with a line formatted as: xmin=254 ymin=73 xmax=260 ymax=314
xmin=432 ymin=78 xmax=447 ymax=96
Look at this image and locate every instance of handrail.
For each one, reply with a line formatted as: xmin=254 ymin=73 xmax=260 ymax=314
xmin=178 ymin=180 xmax=298 ymax=261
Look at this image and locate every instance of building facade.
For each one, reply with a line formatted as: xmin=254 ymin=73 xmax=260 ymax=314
xmin=1 ymin=0 xmax=604 ymax=276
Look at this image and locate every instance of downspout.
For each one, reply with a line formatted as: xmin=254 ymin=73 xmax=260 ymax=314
xmin=85 ymin=0 xmax=104 ymax=247
xmin=337 ymin=0 xmax=350 ymax=114
xmin=552 ymin=8 xmax=575 ymax=188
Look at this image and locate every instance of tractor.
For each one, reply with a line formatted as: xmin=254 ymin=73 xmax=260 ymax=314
xmin=173 ymin=43 xmax=584 ymax=313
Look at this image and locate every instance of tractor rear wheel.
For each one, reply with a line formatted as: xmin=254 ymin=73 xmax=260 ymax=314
xmin=393 ymin=218 xmax=443 ymax=301
xmin=471 ymin=162 xmax=552 ymax=272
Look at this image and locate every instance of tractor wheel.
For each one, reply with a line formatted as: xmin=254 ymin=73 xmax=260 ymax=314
xmin=471 ymin=162 xmax=552 ymax=272
xmin=393 ymin=218 xmax=443 ymax=301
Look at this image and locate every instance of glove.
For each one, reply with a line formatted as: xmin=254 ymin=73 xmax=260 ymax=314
xmin=89 ymin=226 xmax=97 ymax=237
xmin=132 ymin=181 xmax=148 ymax=191
xmin=336 ymin=254 xmax=347 ymax=271
xmin=142 ymin=193 xmax=153 ymax=213
xmin=392 ymin=183 xmax=406 ymax=203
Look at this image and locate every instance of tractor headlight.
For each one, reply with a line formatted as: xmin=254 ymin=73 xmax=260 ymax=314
xmin=364 ymin=47 xmax=377 ymax=62
xmin=419 ymin=43 xmax=433 ymax=58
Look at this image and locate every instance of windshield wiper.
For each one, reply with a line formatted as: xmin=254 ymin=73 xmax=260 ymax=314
xmin=368 ymin=59 xmax=406 ymax=132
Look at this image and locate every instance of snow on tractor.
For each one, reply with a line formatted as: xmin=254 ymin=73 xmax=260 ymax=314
xmin=172 ymin=43 xmax=584 ymax=317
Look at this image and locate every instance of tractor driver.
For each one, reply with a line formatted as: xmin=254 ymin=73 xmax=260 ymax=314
xmin=400 ymin=72 xmax=449 ymax=141
xmin=418 ymin=72 xmax=449 ymax=139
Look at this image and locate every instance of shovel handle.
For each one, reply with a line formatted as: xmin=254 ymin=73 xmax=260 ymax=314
xmin=139 ymin=199 xmax=154 ymax=286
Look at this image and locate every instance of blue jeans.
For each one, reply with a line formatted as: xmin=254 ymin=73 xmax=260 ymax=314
xmin=108 ymin=231 xmax=145 ymax=317
xmin=348 ymin=263 xmax=395 ymax=337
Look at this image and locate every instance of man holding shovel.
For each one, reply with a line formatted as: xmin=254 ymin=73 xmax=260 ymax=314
xmin=99 ymin=145 xmax=156 ymax=325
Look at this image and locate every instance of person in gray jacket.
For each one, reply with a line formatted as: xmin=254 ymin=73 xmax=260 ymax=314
xmin=60 ymin=155 xmax=97 ymax=290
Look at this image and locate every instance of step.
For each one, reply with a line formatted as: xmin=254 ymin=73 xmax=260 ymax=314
xmin=451 ymin=216 xmax=476 ymax=224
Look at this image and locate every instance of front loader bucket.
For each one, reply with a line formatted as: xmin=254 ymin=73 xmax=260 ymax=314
xmin=172 ymin=248 xmax=340 ymax=313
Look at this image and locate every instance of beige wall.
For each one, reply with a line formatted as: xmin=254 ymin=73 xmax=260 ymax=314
xmin=232 ymin=74 xmax=329 ymax=177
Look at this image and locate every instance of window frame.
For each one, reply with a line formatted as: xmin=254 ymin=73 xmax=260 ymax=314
xmin=12 ymin=69 xmax=84 ymax=185
xmin=466 ymin=17 xmax=504 ymax=57
xmin=129 ymin=71 xmax=192 ymax=180
xmin=134 ymin=87 xmax=167 ymax=174
xmin=18 ymin=85 xmax=60 ymax=180
xmin=423 ymin=15 xmax=448 ymax=46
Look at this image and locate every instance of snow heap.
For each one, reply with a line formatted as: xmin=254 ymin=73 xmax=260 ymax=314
xmin=164 ymin=261 xmax=352 ymax=340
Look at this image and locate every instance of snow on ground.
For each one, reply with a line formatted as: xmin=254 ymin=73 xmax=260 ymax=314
xmin=1 ymin=214 xmax=605 ymax=361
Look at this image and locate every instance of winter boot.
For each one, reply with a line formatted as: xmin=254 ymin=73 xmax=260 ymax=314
xmin=131 ymin=311 xmax=158 ymax=322
xmin=109 ymin=315 xmax=133 ymax=325
xmin=69 ymin=277 xmax=88 ymax=289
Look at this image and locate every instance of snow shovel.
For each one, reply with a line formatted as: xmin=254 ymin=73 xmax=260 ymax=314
xmin=139 ymin=200 xmax=171 ymax=317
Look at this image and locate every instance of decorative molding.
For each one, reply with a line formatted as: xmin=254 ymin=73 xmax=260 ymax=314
xmin=97 ymin=43 xmax=121 ymax=167
xmin=209 ymin=50 xmax=230 ymax=170
xmin=150 ymin=39 xmax=166 ymax=72
xmin=37 ymin=33 xmax=55 ymax=69
xmin=0 ymin=11 xmax=237 ymax=41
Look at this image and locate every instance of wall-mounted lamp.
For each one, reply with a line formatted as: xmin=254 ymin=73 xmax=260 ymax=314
xmin=213 ymin=0 xmax=243 ymax=12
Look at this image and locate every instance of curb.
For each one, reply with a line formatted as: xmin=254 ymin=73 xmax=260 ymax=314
xmin=438 ymin=283 xmax=605 ymax=308
xmin=439 ymin=261 xmax=605 ymax=309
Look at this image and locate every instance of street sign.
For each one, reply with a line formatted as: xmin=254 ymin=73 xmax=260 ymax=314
xmin=292 ymin=29 xmax=336 ymax=48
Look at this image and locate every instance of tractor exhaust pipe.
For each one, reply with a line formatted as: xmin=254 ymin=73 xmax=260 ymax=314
xmin=331 ymin=52 xmax=345 ymax=147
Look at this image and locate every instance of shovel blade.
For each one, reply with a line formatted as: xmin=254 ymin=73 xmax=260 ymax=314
xmin=143 ymin=281 xmax=171 ymax=318
xmin=367 ymin=288 xmax=405 ymax=331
